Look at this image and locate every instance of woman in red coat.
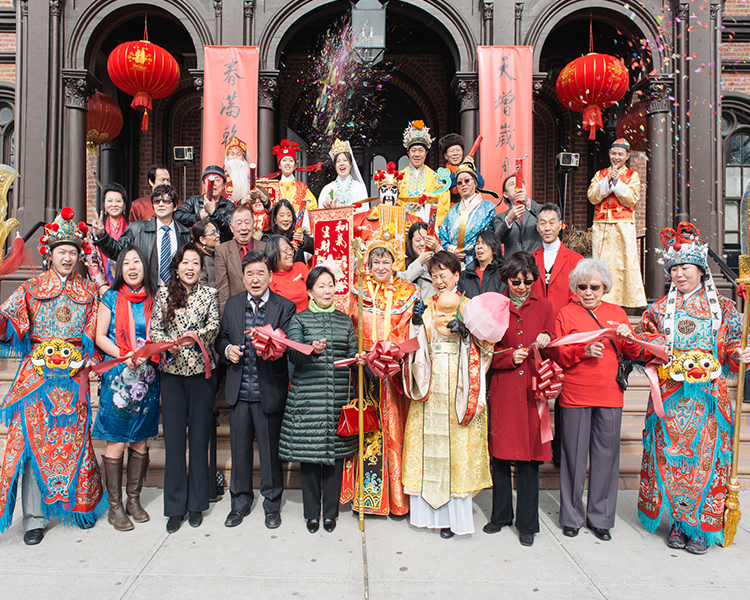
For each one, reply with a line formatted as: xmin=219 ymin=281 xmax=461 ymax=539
xmin=485 ymin=251 xmax=556 ymax=547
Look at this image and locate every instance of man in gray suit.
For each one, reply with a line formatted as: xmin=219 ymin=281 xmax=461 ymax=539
xmin=495 ymin=175 xmax=543 ymax=256
xmin=214 ymin=204 xmax=266 ymax=315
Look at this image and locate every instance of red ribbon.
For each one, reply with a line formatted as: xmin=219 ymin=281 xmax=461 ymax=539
xmin=334 ymin=337 xmax=420 ymax=379
xmin=247 ymin=323 xmax=314 ymax=361
xmin=78 ymin=332 xmax=212 ymax=404
xmin=529 ymin=345 xmax=561 ymax=445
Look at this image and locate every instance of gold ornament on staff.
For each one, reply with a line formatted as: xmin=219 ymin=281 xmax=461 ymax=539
xmin=725 ymin=204 xmax=750 ymax=547
xmin=0 ymin=164 xmax=19 ymax=267
xmin=352 ymin=236 xmax=366 ymax=532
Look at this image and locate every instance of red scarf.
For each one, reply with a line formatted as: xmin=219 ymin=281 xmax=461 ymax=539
xmin=114 ymin=286 xmax=153 ymax=355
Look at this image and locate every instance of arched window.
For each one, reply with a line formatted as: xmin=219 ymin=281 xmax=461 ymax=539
xmin=723 ymin=130 xmax=750 ymax=246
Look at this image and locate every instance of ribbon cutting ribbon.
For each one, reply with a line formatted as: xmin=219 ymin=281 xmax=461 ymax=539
xmin=247 ymin=323 xmax=315 ymax=361
xmin=78 ymin=332 xmax=212 ymax=404
xmin=529 ymin=345 xmax=562 ymax=445
xmin=334 ymin=337 xmax=421 ymax=379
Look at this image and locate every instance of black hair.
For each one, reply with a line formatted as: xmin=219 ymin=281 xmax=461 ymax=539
xmin=502 ymin=174 xmax=516 ymax=196
xmin=475 ymin=229 xmax=503 ymax=263
xmin=148 ymin=164 xmax=168 ymax=185
xmin=269 ymin=199 xmax=297 ymax=240
xmin=192 ymin=219 xmax=218 ymax=245
xmin=264 ymin=234 xmax=294 ymax=273
xmin=306 ymin=265 xmax=336 ymax=290
xmin=500 ymin=250 xmax=540 ymax=282
xmin=101 ymin=182 xmax=129 ymax=215
xmin=538 ymin=203 xmax=563 ymax=221
xmin=405 ymin=222 xmax=429 ymax=268
xmin=241 ymin=249 xmax=269 ymax=272
xmin=151 ymin=184 xmax=179 ymax=206
xmin=333 ymin=151 xmax=353 ymax=165
xmin=111 ymin=245 xmax=156 ymax=298
xmin=164 ymin=242 xmax=204 ymax=325
xmin=427 ymin=250 xmax=462 ymax=276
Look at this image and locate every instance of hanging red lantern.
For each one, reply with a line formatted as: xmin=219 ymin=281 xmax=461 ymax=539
xmin=86 ymin=92 xmax=123 ymax=155
xmin=616 ymin=101 xmax=648 ymax=152
xmin=107 ymin=39 xmax=180 ymax=131
xmin=555 ymin=53 xmax=629 ymax=140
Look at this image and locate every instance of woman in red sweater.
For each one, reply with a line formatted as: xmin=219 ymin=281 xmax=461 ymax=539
xmin=266 ymin=235 xmax=310 ymax=313
xmin=555 ymin=258 xmax=640 ymax=542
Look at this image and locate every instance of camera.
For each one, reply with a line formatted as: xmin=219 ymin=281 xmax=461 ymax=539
xmin=173 ymin=146 xmax=194 ymax=162
xmin=555 ymin=152 xmax=580 ymax=171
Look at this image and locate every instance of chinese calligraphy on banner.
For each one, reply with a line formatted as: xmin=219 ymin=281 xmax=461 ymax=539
xmin=478 ymin=46 xmax=533 ymax=200
xmin=309 ymin=206 xmax=354 ymax=312
xmin=203 ymin=46 xmax=259 ymax=171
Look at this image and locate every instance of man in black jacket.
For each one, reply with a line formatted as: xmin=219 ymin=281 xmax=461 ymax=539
xmin=92 ymin=184 xmax=191 ymax=288
xmin=174 ymin=165 xmax=235 ymax=242
xmin=215 ymin=250 xmax=296 ymax=529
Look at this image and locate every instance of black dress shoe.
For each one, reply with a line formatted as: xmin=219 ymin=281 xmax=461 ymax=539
xmin=519 ymin=532 xmax=535 ymax=546
xmin=306 ymin=519 xmax=320 ymax=533
xmin=483 ymin=521 xmax=510 ymax=534
xmin=440 ymin=527 xmax=454 ymax=539
xmin=225 ymin=508 xmax=251 ymax=528
xmin=562 ymin=526 xmax=579 ymax=537
xmin=323 ymin=518 xmax=336 ymax=532
xmin=23 ymin=528 xmax=44 ymax=545
xmin=265 ymin=511 xmax=282 ymax=529
xmin=166 ymin=515 xmax=184 ymax=534
xmin=188 ymin=511 xmax=203 ymax=528
xmin=586 ymin=520 xmax=611 ymax=541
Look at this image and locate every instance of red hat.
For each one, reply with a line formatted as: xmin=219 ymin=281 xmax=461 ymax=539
xmin=273 ymin=139 xmax=299 ymax=163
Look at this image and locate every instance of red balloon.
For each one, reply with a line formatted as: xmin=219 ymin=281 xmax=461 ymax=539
xmin=616 ymin=101 xmax=648 ymax=152
xmin=86 ymin=92 xmax=123 ymax=151
xmin=556 ymin=53 xmax=629 ymax=140
xmin=107 ymin=40 xmax=180 ymax=131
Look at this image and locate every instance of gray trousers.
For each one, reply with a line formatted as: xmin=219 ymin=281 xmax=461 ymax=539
xmin=22 ymin=460 xmax=48 ymax=532
xmin=559 ymin=406 xmax=622 ymax=529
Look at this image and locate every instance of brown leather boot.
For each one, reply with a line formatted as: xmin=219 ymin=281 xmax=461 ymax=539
xmin=125 ymin=447 xmax=150 ymax=523
xmin=102 ymin=456 xmax=134 ymax=531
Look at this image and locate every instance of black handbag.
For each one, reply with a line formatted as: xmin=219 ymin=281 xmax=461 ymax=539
xmin=585 ymin=308 xmax=633 ymax=392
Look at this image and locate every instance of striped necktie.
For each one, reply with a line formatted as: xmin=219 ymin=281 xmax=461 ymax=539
xmin=160 ymin=225 xmax=172 ymax=283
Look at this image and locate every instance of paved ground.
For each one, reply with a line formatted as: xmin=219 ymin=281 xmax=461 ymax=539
xmin=1 ymin=488 xmax=749 ymax=599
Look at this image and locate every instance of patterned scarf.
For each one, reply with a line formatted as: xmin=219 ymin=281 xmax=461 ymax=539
xmin=114 ymin=286 xmax=152 ymax=355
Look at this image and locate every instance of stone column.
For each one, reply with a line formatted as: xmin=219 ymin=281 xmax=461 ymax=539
xmin=258 ymin=71 xmax=280 ymax=176
xmin=675 ymin=3 xmax=689 ymax=224
xmin=99 ymin=139 xmax=123 ymax=198
xmin=482 ymin=2 xmax=494 ymax=46
xmin=62 ymin=70 xmax=97 ymax=221
xmin=514 ymin=3 xmax=524 ymax=45
xmin=452 ymin=73 xmax=479 ymax=163
xmin=46 ymin=0 xmax=62 ymax=220
xmin=213 ymin=1 xmax=223 ymax=45
xmin=710 ymin=3 xmax=722 ymax=247
xmin=644 ymin=77 xmax=673 ymax=301
xmin=243 ymin=0 xmax=255 ymax=45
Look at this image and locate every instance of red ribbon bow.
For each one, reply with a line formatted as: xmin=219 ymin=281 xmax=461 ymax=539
xmin=529 ymin=345 xmax=563 ymax=445
xmin=334 ymin=337 xmax=420 ymax=379
xmin=247 ymin=323 xmax=314 ymax=361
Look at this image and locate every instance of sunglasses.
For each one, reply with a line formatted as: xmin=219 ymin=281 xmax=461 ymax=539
xmin=577 ymin=284 xmax=602 ymax=291
xmin=152 ymin=197 xmax=172 ymax=205
xmin=510 ymin=278 xmax=534 ymax=286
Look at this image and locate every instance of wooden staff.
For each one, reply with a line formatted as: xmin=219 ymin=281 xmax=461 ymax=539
xmin=354 ymin=238 xmax=366 ymax=532
xmin=724 ymin=283 xmax=749 ymax=546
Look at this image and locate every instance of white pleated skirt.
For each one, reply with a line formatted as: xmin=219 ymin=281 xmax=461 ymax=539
xmin=408 ymin=494 xmax=475 ymax=535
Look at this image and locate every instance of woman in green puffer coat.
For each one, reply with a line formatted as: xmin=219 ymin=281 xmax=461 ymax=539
xmin=279 ymin=265 xmax=363 ymax=534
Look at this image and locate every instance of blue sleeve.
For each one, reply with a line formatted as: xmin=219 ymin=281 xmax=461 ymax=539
xmin=101 ymin=289 xmax=117 ymax=313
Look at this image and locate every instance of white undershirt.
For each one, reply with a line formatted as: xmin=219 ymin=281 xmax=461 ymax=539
xmin=280 ymin=174 xmax=295 ymax=182
xmin=542 ymin=239 xmax=561 ymax=273
xmin=682 ymin=283 xmax=703 ymax=301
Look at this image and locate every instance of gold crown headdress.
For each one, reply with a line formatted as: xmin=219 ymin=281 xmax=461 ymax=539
xmin=403 ymin=120 xmax=433 ymax=150
xmin=225 ymin=135 xmax=248 ymax=158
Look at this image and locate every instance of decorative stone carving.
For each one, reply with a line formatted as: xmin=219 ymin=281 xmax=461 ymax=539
xmin=20 ymin=0 xmax=28 ymax=18
xmin=49 ymin=0 xmax=61 ymax=17
xmin=645 ymin=78 xmax=673 ymax=115
xmin=710 ymin=3 xmax=721 ymax=19
xmin=62 ymin=71 xmax=96 ymax=110
xmin=259 ymin=72 xmax=281 ymax=109
xmin=675 ymin=3 xmax=689 ymax=21
xmin=244 ymin=0 xmax=255 ymax=18
xmin=483 ymin=2 xmax=494 ymax=21
xmin=452 ymin=74 xmax=479 ymax=112
xmin=213 ymin=0 xmax=223 ymax=17
xmin=515 ymin=3 xmax=524 ymax=19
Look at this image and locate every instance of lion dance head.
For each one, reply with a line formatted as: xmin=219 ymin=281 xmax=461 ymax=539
xmin=30 ymin=339 xmax=84 ymax=377
xmin=661 ymin=350 xmax=722 ymax=384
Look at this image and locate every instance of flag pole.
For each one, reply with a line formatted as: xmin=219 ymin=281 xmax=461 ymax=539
xmin=353 ymin=238 xmax=366 ymax=532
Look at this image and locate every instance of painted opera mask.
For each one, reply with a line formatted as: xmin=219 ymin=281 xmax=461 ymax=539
xmin=379 ymin=183 xmax=399 ymax=206
xmin=434 ymin=291 xmax=460 ymax=336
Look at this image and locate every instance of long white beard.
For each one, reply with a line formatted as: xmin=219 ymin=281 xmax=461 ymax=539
xmin=225 ymin=158 xmax=250 ymax=201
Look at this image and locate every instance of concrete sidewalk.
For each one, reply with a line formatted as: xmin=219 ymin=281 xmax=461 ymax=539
xmin=1 ymin=489 xmax=749 ymax=600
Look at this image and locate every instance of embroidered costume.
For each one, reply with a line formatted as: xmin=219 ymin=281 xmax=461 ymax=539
xmin=262 ymin=139 xmax=318 ymax=213
xmin=635 ymin=224 xmax=742 ymax=546
xmin=586 ymin=138 xmax=646 ymax=308
xmin=319 ymin=139 xmax=368 ymax=209
xmin=438 ymin=194 xmax=495 ymax=264
xmin=0 ymin=208 xmax=105 ymax=530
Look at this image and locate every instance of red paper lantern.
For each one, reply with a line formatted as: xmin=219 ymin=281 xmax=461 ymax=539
xmin=86 ymin=92 xmax=123 ymax=154
xmin=616 ymin=101 xmax=648 ymax=152
xmin=107 ymin=40 xmax=180 ymax=131
xmin=555 ymin=53 xmax=629 ymax=140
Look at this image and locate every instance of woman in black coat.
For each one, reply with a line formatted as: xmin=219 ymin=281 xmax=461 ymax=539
xmin=278 ymin=266 xmax=363 ymax=534
xmin=459 ymin=229 xmax=506 ymax=298
xmin=261 ymin=199 xmax=314 ymax=263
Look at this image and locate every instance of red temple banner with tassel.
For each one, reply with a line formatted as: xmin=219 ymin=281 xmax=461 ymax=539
xmin=203 ymin=46 xmax=259 ymax=172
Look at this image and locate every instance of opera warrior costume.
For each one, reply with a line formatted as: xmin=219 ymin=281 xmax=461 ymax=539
xmin=402 ymin=292 xmax=492 ymax=535
xmin=635 ymin=224 xmax=742 ymax=547
xmin=399 ymin=121 xmax=450 ymax=228
xmin=586 ymin=138 xmax=647 ymax=308
xmin=0 ymin=208 xmax=105 ymax=531
xmin=340 ymin=221 xmax=419 ymax=516
xmin=262 ymin=139 xmax=318 ymax=214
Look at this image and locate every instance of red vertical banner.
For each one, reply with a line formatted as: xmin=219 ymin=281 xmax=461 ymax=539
xmin=203 ymin=46 xmax=259 ymax=170
xmin=478 ymin=46 xmax=533 ymax=199
xmin=309 ymin=206 xmax=354 ymax=312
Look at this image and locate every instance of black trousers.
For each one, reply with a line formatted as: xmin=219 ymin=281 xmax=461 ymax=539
xmin=161 ymin=372 xmax=215 ymax=517
xmin=300 ymin=459 xmax=344 ymax=520
xmin=489 ymin=457 xmax=541 ymax=534
xmin=229 ymin=400 xmax=284 ymax=514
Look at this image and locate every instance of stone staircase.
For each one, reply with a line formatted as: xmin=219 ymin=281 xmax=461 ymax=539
xmin=2 ymin=354 xmax=750 ymax=492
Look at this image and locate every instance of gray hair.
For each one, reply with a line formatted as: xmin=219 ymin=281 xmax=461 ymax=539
xmin=367 ymin=247 xmax=394 ymax=270
xmin=568 ymin=258 xmax=613 ymax=293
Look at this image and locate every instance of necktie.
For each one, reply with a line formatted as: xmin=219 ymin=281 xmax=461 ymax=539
xmin=251 ymin=296 xmax=262 ymax=313
xmin=239 ymin=243 xmax=248 ymax=259
xmin=160 ymin=226 xmax=172 ymax=283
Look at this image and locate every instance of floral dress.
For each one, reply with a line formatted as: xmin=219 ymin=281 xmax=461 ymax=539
xmin=92 ymin=290 xmax=160 ymax=443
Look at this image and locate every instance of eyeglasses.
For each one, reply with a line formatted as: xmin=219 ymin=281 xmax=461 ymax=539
xmin=577 ymin=284 xmax=602 ymax=291
xmin=152 ymin=197 xmax=172 ymax=205
xmin=510 ymin=278 xmax=534 ymax=286
xmin=203 ymin=230 xmax=220 ymax=237
xmin=280 ymin=246 xmax=294 ymax=255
